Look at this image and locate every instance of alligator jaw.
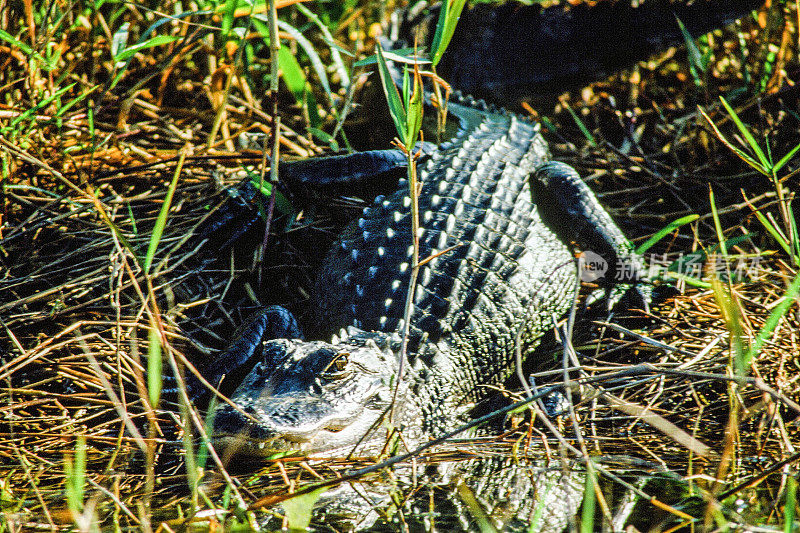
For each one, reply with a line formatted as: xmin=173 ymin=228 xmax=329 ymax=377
xmin=209 ymin=335 xmax=406 ymax=458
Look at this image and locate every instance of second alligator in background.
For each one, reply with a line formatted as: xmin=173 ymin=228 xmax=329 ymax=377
xmin=398 ymin=0 xmax=764 ymax=103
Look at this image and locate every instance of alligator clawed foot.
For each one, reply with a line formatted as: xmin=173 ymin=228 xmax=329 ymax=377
xmin=191 ymin=178 xmax=273 ymax=252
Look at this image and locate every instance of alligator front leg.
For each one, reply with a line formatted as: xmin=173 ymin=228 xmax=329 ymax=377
xmin=529 ymin=161 xmax=651 ymax=309
xmin=192 ymin=148 xmax=423 ymax=251
xmin=191 ymin=305 xmax=303 ymax=399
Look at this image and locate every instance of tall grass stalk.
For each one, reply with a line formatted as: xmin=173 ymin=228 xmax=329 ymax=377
xmin=372 ymin=0 xmax=465 ymax=425
xmin=375 ymin=43 xmax=423 ymax=422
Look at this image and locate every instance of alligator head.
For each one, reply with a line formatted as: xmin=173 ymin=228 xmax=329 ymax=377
xmin=210 ymin=330 xmax=410 ymax=458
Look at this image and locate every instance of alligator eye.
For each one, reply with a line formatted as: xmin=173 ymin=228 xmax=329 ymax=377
xmin=320 ymin=352 xmax=349 ymax=380
xmin=332 ymin=352 xmax=349 ymax=371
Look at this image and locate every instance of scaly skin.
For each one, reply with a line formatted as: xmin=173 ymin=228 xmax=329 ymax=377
xmin=206 ymin=100 xmax=639 ymax=457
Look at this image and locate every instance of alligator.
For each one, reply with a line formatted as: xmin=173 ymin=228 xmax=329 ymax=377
xmin=196 ymin=94 xmax=650 ymax=459
xmin=399 ymin=0 xmax=765 ymax=103
xmin=192 ymin=0 xmax=765 ymax=459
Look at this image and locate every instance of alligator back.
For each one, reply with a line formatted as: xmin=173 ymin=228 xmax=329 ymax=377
xmin=315 ymin=107 xmax=577 ymax=428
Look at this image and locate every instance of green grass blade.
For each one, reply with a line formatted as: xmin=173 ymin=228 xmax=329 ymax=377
xmin=283 ymin=488 xmax=328 ymax=530
xmin=699 ymin=107 xmax=769 ymax=176
xmin=295 ymin=3 xmax=350 ymax=86
xmin=277 ymin=46 xmax=306 ymax=103
xmin=0 ymin=28 xmax=37 ymax=57
xmin=113 ymin=35 xmax=179 ymax=63
xmin=430 ymin=0 xmax=467 ymax=68
xmin=709 ymin=186 xmax=728 ymax=257
xmin=221 ymin=0 xmax=237 ymax=36
xmin=744 ymin=272 xmax=800 ymax=365
xmin=580 ymin=464 xmax=597 ymax=533
xmin=564 ymin=103 xmax=597 ymax=147
xmin=785 ymin=475 xmax=797 ymax=533
xmin=774 ymin=140 xmax=800 ymax=173
xmin=6 ymin=83 xmax=75 ymax=132
xmin=405 ymin=68 xmax=423 ymax=149
xmin=65 ymin=435 xmax=86 ymax=515
xmin=375 ymin=45 xmax=408 ymax=145
xmin=663 ymin=271 xmax=712 ymax=289
xmin=711 ymin=278 xmax=745 ymax=372
xmin=275 ymin=19 xmax=334 ymax=107
xmin=111 ymin=22 xmax=130 ymax=58
xmin=752 ymin=208 xmax=792 ymax=256
xmin=529 ymin=477 xmax=557 ymax=532
xmin=789 ymin=206 xmax=800 ymax=263
xmin=636 ymin=214 xmax=699 ymax=254
xmin=354 ymin=48 xmax=429 ymax=68
xmin=456 ymin=482 xmax=499 ymax=533
xmin=719 ymin=96 xmax=769 ymax=170
xmin=247 ymin=173 xmax=293 ymax=215
xmin=144 ymin=150 xmax=185 ymax=274
xmin=147 ymin=327 xmax=162 ymax=409
xmin=54 ymin=87 xmax=96 ymax=119
xmin=675 ymin=15 xmax=706 ymax=86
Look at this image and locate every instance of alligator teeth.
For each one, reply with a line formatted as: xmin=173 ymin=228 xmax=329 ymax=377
xmin=331 ymin=333 xmax=340 ymax=344
xmin=339 ymin=328 xmax=348 ymax=340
